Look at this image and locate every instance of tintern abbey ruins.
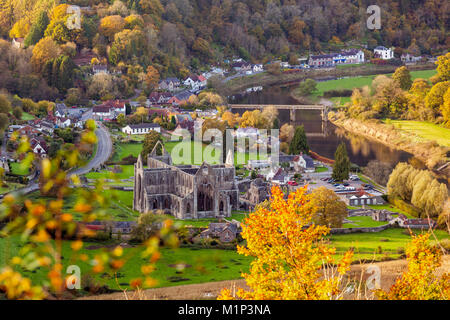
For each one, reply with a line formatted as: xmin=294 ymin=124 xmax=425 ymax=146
xmin=133 ymin=142 xmax=239 ymax=219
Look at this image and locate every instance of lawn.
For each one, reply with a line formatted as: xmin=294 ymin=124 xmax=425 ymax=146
xmin=26 ymin=189 xmax=138 ymax=222
xmin=112 ymin=143 xmax=143 ymax=162
xmin=9 ymin=162 xmax=30 ymax=176
xmin=315 ymin=166 xmax=328 ymax=173
xmin=0 ymin=182 xmax=25 ymax=194
xmin=342 ymin=216 xmax=387 ymax=228
xmin=386 ymin=120 xmax=450 ymax=147
xmin=1 ymin=227 xmax=447 ymax=292
xmin=0 ymin=236 xmax=251 ymax=291
xmin=85 ymin=165 xmax=135 ymax=181
xmin=174 ymin=212 xmax=249 ymax=228
xmin=329 ymin=228 xmax=449 ymax=262
xmin=313 ymin=69 xmax=437 ymax=104
xmin=20 ymin=112 xmax=35 ymax=121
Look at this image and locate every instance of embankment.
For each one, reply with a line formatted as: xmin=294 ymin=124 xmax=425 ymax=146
xmin=330 ymin=115 xmax=450 ymax=181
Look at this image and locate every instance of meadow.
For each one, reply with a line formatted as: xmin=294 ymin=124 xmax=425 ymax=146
xmin=386 ymin=120 xmax=450 ymax=147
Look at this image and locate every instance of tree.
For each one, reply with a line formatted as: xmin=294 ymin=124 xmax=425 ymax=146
xmin=309 ymin=187 xmax=348 ymax=228
xmin=442 ymin=87 xmax=450 ymax=125
xmin=425 ymin=81 xmax=450 ymax=115
xmin=297 ymin=79 xmax=317 ymax=96
xmin=141 ymin=131 xmax=162 ymax=159
xmin=435 ymin=52 xmax=450 ymax=82
xmin=12 ymin=107 xmax=22 ymax=119
xmin=0 ymin=113 xmax=8 ymax=132
xmin=99 ymin=15 xmax=126 ymax=40
xmin=392 ymin=66 xmax=412 ymax=90
xmin=0 ymin=94 xmax=12 ymax=114
xmin=332 ymin=143 xmax=350 ymax=181
xmin=280 ymin=124 xmax=294 ymax=144
xmin=377 ymin=233 xmax=449 ymax=300
xmin=218 ymin=186 xmax=353 ymax=300
xmin=24 ymin=10 xmax=49 ymax=47
xmin=31 ymin=37 xmax=60 ymax=72
xmin=145 ymin=66 xmax=160 ymax=91
xmin=289 ymin=125 xmax=309 ymax=155
xmin=260 ymin=106 xmax=279 ymax=129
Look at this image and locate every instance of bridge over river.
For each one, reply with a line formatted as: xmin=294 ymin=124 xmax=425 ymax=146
xmin=229 ymin=104 xmax=329 ymax=137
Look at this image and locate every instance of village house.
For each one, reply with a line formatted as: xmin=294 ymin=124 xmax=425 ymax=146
xmin=401 ymin=53 xmax=422 ymax=64
xmin=92 ymin=64 xmax=109 ymax=74
xmin=373 ymin=46 xmax=394 ymax=60
xmin=343 ymin=193 xmax=384 ymax=206
xmin=168 ymin=91 xmax=196 ymax=106
xmin=266 ymin=167 xmax=289 ymax=184
xmin=390 ymin=214 xmax=437 ymax=229
xmin=183 ymin=74 xmax=207 ymax=90
xmin=158 ymin=78 xmax=181 ymax=91
xmin=122 ymin=123 xmax=161 ymax=135
xmin=247 ymin=159 xmax=270 ymax=170
xmin=231 ymin=61 xmax=252 ymax=73
xmin=92 ymin=100 xmax=126 ymax=121
xmin=309 ymin=54 xmax=334 ymax=67
xmin=244 ymin=178 xmax=270 ymax=206
xmin=148 ymin=92 xmax=173 ymax=105
xmin=12 ymin=38 xmax=24 ymax=49
xmin=199 ymin=220 xmax=242 ymax=243
xmin=293 ymin=154 xmax=315 ymax=173
xmin=30 ymin=137 xmax=48 ymax=158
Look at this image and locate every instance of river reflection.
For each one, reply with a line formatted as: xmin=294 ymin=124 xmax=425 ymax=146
xmin=229 ymin=84 xmax=412 ymax=167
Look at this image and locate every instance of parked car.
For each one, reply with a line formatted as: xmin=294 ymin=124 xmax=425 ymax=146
xmin=288 ymin=181 xmax=298 ymax=186
xmin=335 ymin=185 xmax=345 ymax=190
xmin=343 ymin=183 xmax=350 ymax=186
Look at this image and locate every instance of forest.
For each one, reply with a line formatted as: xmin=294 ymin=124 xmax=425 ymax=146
xmin=0 ymin=0 xmax=447 ymax=101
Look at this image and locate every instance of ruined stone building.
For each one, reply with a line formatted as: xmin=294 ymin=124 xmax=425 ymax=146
xmin=133 ymin=142 xmax=239 ymax=219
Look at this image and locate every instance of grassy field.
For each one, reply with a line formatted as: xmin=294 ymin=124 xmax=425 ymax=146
xmin=174 ymin=212 xmax=249 ymax=228
xmin=0 ymin=182 xmax=25 ymax=194
xmin=329 ymin=228 xmax=449 ymax=262
xmin=26 ymin=189 xmax=138 ymax=222
xmin=9 ymin=162 xmax=30 ymax=176
xmin=85 ymin=165 xmax=135 ymax=181
xmin=386 ymin=120 xmax=450 ymax=147
xmin=1 ymin=227 xmax=447 ymax=292
xmin=342 ymin=216 xmax=388 ymax=228
xmin=311 ymin=69 xmax=437 ymax=104
xmin=112 ymin=143 xmax=143 ymax=162
xmin=20 ymin=112 xmax=35 ymax=121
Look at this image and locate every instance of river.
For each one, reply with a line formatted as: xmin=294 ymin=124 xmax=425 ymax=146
xmin=228 ymin=84 xmax=412 ymax=168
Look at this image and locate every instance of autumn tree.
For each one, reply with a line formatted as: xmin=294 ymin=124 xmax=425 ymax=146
xmin=145 ymin=66 xmax=160 ymax=91
xmin=377 ymin=233 xmax=449 ymax=300
xmin=392 ymin=66 xmax=412 ymax=90
xmin=221 ymin=111 xmax=239 ymax=127
xmin=332 ymin=143 xmax=350 ymax=181
xmin=218 ymin=186 xmax=353 ymax=300
xmin=31 ymin=37 xmax=60 ymax=72
xmin=435 ymin=52 xmax=450 ymax=82
xmin=141 ymin=130 xmax=163 ymax=159
xmin=425 ymin=81 xmax=450 ymax=116
xmin=310 ymin=187 xmax=348 ymax=228
xmin=99 ymin=15 xmax=126 ymax=41
xmin=280 ymin=123 xmax=294 ymax=144
xmin=261 ymin=106 xmax=279 ymax=129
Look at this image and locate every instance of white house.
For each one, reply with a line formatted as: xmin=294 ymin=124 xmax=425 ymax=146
xmin=184 ymin=75 xmax=207 ymax=90
xmin=122 ymin=123 xmax=161 ymax=135
xmin=252 ymin=64 xmax=264 ymax=73
xmin=374 ymin=46 xmax=394 ymax=60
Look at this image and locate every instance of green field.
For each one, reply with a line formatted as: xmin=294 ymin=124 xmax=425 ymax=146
xmin=20 ymin=112 xmax=35 ymax=121
xmin=329 ymin=228 xmax=449 ymax=262
xmin=342 ymin=216 xmax=388 ymax=228
xmin=0 ymin=182 xmax=25 ymax=194
xmin=1 ymin=227 xmax=447 ymax=292
xmin=9 ymin=162 xmax=30 ymax=176
xmin=26 ymin=189 xmax=138 ymax=222
xmin=386 ymin=120 xmax=450 ymax=147
xmin=85 ymin=165 xmax=135 ymax=181
xmin=312 ymin=69 xmax=437 ymax=104
xmin=112 ymin=143 xmax=143 ymax=162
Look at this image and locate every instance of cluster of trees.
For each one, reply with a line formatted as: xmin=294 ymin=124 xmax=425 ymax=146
xmin=220 ymin=106 xmax=279 ymax=130
xmin=387 ymin=162 xmax=448 ymax=220
xmin=1 ymin=1 xmax=448 ymax=104
xmin=348 ymin=54 xmax=450 ymax=126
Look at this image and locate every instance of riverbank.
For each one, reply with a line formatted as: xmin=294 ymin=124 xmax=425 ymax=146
xmin=220 ymin=63 xmax=435 ymax=96
xmin=329 ymin=113 xmax=450 ymax=181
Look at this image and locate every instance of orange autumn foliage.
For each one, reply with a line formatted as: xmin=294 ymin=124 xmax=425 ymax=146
xmin=376 ymin=233 xmax=449 ymax=300
xmin=219 ymin=186 xmax=353 ymax=300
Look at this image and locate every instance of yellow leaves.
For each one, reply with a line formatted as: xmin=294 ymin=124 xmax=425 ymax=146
xmin=31 ymin=229 xmax=50 ymax=243
xmin=41 ymin=158 xmax=51 ymax=179
xmin=219 ymin=185 xmax=352 ymax=300
xmin=376 ymin=233 xmax=449 ymax=300
xmin=71 ymin=240 xmax=83 ymax=251
xmin=0 ymin=267 xmax=45 ymax=300
xmin=61 ymin=213 xmax=73 ymax=222
xmin=112 ymin=246 xmax=123 ymax=257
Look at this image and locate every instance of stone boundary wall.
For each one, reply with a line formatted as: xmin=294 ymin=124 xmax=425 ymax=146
xmin=330 ymin=224 xmax=391 ymax=234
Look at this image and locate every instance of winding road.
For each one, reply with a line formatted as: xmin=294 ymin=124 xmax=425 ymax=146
xmin=8 ymin=122 xmax=112 ymax=196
